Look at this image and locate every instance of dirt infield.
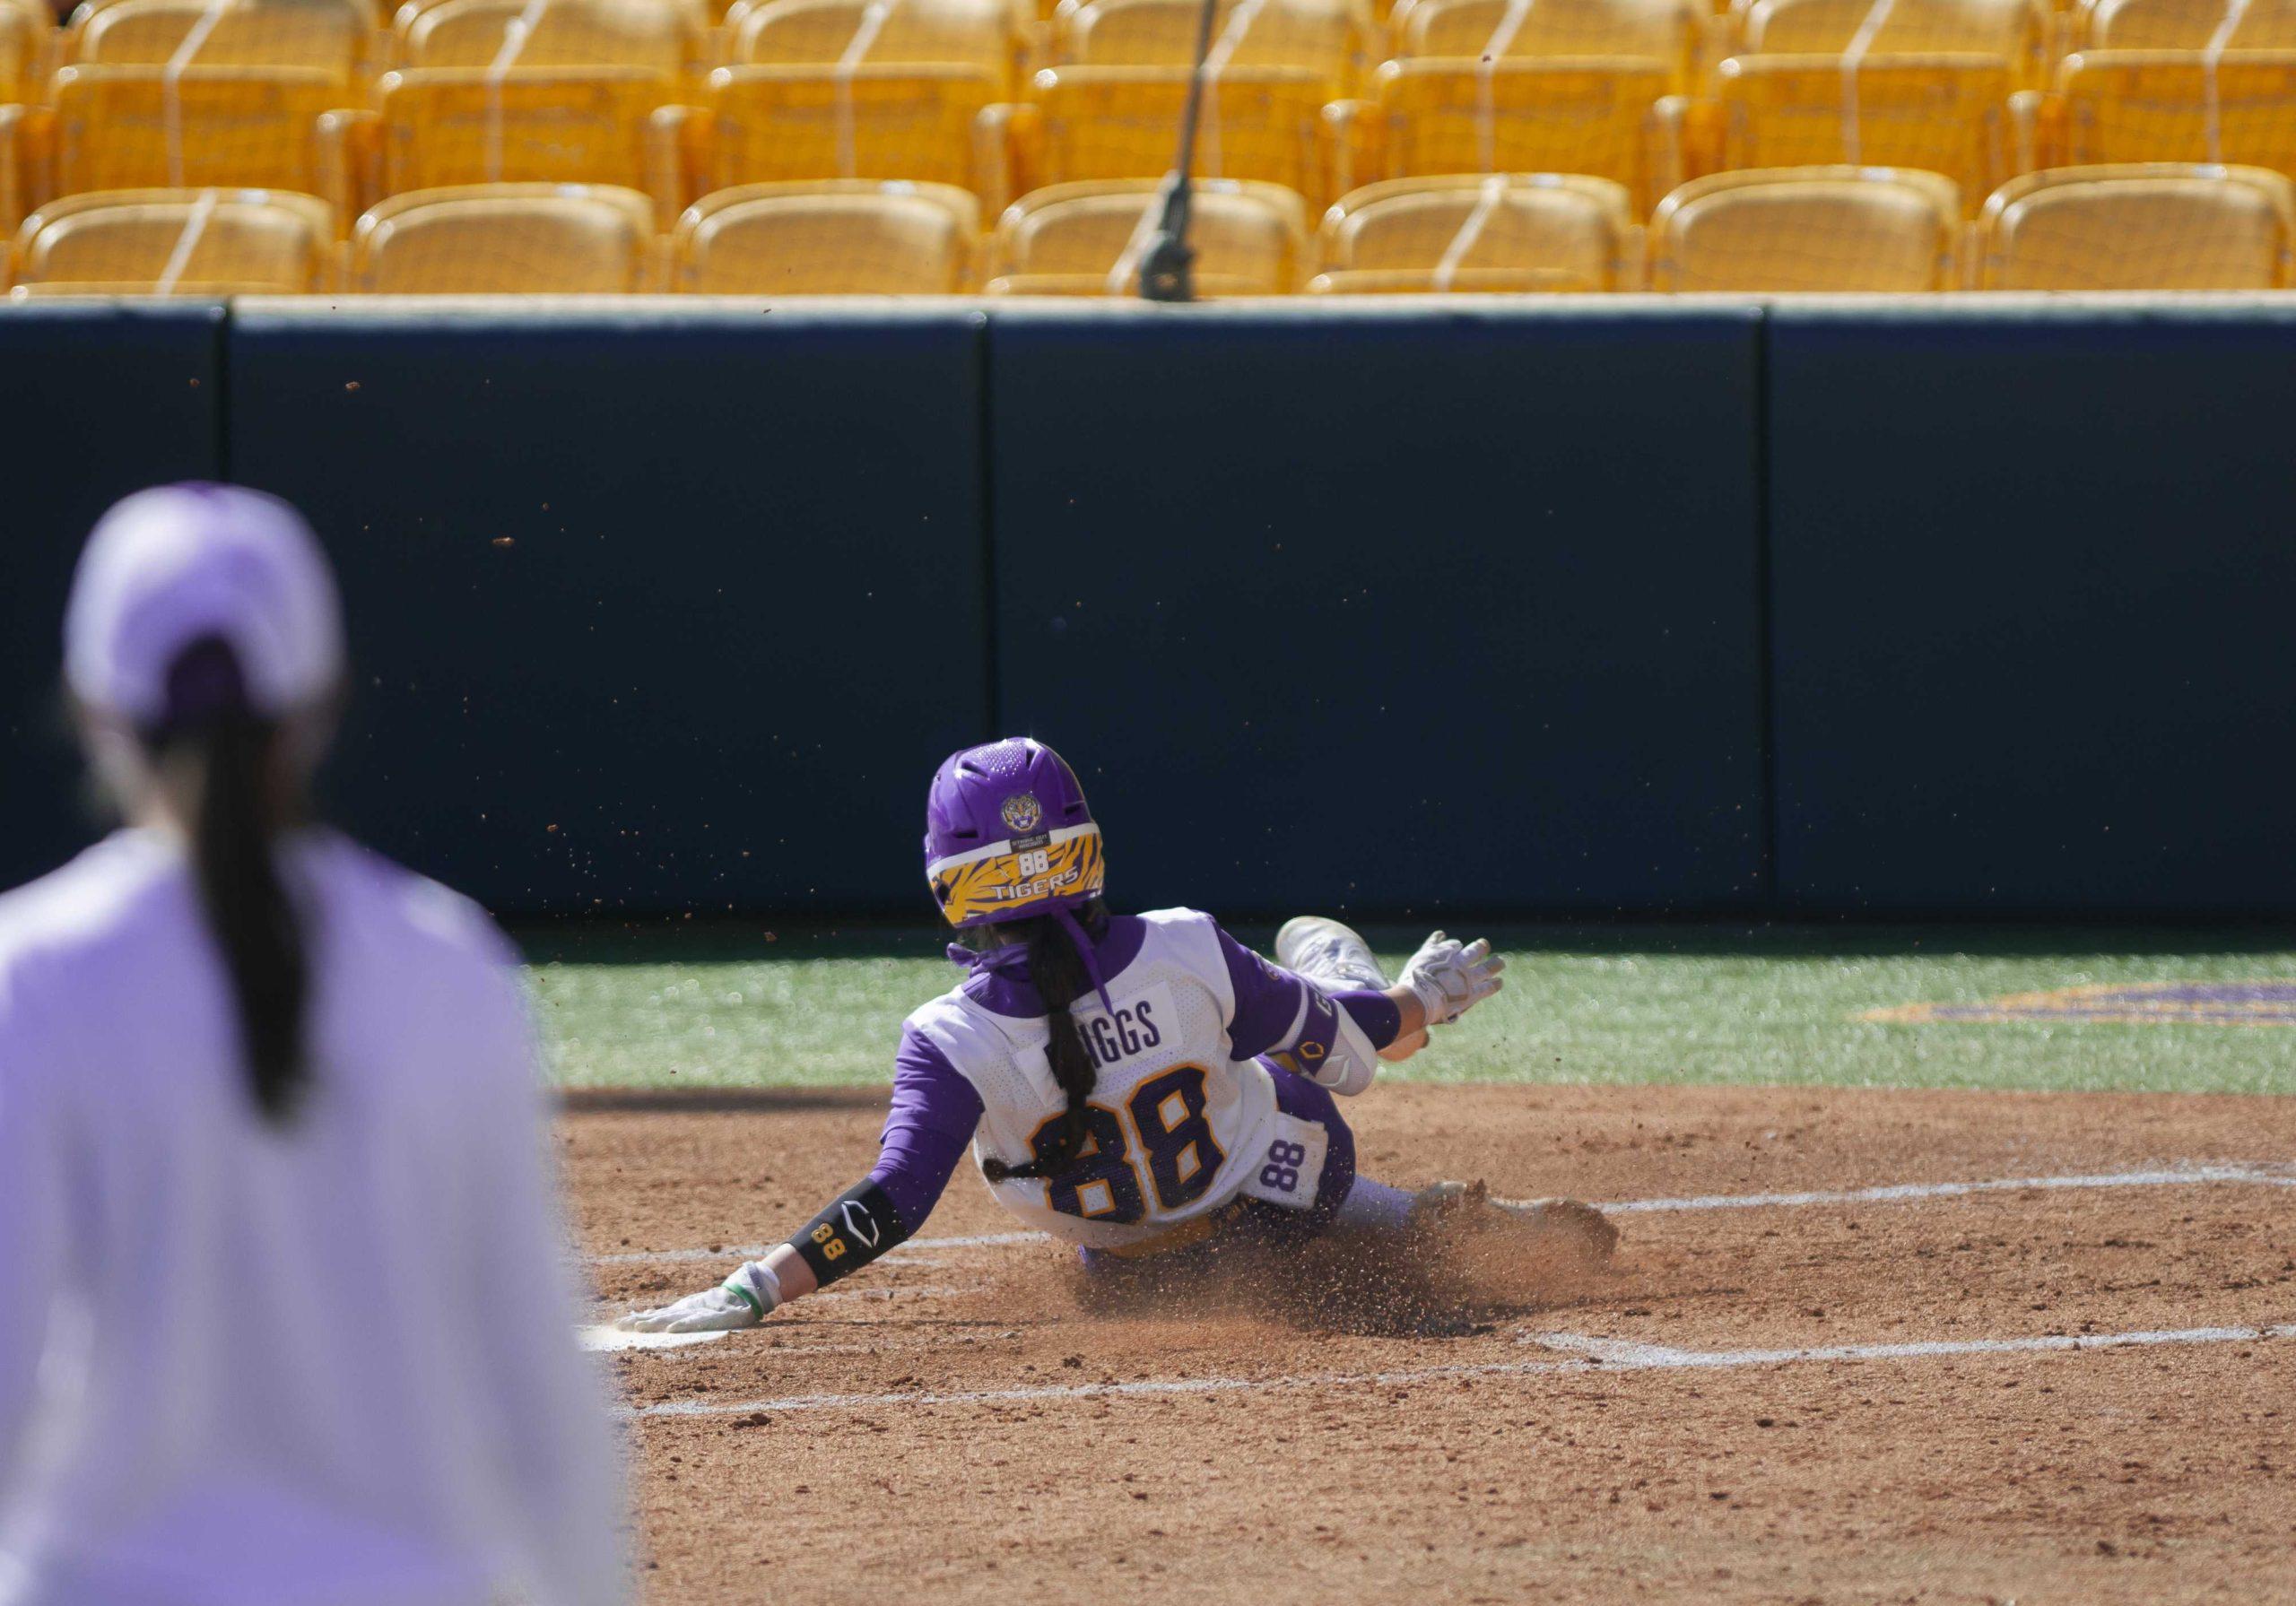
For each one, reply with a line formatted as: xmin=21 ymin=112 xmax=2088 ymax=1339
xmin=562 ymin=1085 xmax=2296 ymax=1604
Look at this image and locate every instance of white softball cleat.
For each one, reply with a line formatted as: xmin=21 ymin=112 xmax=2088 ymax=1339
xmin=1275 ymin=915 xmax=1430 ymax=1061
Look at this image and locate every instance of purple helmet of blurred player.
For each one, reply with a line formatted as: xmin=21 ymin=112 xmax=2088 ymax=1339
xmin=924 ymin=737 xmax=1104 ymax=930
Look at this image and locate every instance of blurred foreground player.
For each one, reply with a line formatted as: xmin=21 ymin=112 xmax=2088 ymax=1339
xmin=623 ymin=737 xmax=1615 ymax=1333
xmin=0 ymin=486 xmax=628 ymax=1606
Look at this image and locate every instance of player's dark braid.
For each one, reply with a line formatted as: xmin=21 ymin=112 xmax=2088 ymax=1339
xmin=980 ymin=902 xmax=1105 ymax=1183
xmin=158 ymin=637 xmax=310 ymax=1127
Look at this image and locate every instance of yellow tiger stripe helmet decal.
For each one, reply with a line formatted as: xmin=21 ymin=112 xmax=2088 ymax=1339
xmin=929 ymin=823 xmax=1106 ymax=926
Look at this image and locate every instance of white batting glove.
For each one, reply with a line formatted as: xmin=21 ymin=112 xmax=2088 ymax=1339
xmin=616 ymin=1261 xmax=780 ymax=1333
xmin=1400 ymin=932 xmax=1506 ymax=1027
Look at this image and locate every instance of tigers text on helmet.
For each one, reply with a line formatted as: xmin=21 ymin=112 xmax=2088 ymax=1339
xmin=924 ymin=737 xmax=1104 ymax=928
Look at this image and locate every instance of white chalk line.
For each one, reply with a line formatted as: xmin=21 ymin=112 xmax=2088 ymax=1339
xmin=1599 ymin=1163 xmax=2296 ymax=1216
xmin=596 ymin=1229 xmax=1043 ymax=1266
xmin=805 ymin=1284 xmax=978 ymax=1302
xmin=591 ymin=1163 xmax=2296 ymax=1267
xmin=622 ymin=1319 xmax=2296 ymax=1419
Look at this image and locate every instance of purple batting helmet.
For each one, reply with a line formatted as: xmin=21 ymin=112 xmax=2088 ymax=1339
xmin=924 ymin=738 xmax=1104 ymax=928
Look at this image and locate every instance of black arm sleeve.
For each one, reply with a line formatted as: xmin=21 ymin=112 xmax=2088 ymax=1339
xmin=788 ymin=1178 xmax=912 ymax=1288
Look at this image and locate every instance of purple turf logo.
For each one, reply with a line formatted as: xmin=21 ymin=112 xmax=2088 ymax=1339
xmin=1864 ymin=981 xmax=2296 ymax=1027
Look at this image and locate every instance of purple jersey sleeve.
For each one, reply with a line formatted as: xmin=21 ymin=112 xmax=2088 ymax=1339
xmin=1335 ymin=985 xmax=1403 ymax=1047
xmin=1216 ymin=925 xmax=1401 ymax=1058
xmin=865 ymin=1026 xmax=986 ymax=1233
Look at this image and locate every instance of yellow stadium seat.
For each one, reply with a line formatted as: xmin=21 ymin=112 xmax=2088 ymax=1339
xmin=726 ymin=0 xmax=1015 ymax=84
xmin=348 ymin=180 xmax=658 ymax=287
xmin=1394 ymin=0 xmax=1699 ymax=92
xmin=1311 ymin=171 xmax=1634 ymax=290
xmin=400 ymin=0 xmax=696 ymax=74
xmin=0 ymin=103 xmax=48 ymax=233
xmin=72 ymin=0 xmax=367 ymax=82
xmin=1347 ymin=57 xmax=1684 ymax=208
xmin=656 ymin=64 xmax=1005 ymax=217
xmin=66 ymin=0 xmax=392 ymax=22
xmin=12 ymin=185 xmax=333 ymax=290
xmin=2 ymin=2 xmax=43 ymax=105
xmin=1716 ymin=54 xmax=2013 ymax=207
xmin=1978 ymin=161 xmax=2292 ymax=284
xmin=1648 ymin=163 xmax=1960 ymax=286
xmin=10 ymin=278 xmax=297 ymax=293
xmin=2057 ymin=49 xmax=2296 ymax=174
xmin=2076 ymin=0 xmax=2296 ymax=50
xmin=672 ymin=178 xmax=978 ymax=288
xmin=986 ymin=175 xmax=1307 ymax=291
xmin=52 ymin=65 xmax=343 ymax=195
xmin=375 ymin=67 xmax=667 ymax=197
xmin=1730 ymin=0 xmax=2039 ymax=57
xmin=1024 ymin=65 xmax=1329 ymax=201
xmin=1052 ymin=0 xmax=1370 ymax=98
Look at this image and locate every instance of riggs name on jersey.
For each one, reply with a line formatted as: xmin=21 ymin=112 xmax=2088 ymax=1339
xmin=1080 ymin=983 xmax=1173 ymax=1071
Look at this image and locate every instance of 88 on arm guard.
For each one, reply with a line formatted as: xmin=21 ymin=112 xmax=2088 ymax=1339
xmin=791 ymin=1179 xmax=909 ymax=1287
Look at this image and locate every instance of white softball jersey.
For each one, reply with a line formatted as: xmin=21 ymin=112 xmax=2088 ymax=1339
xmin=907 ymin=907 xmax=1327 ymax=1249
xmin=0 ymin=829 xmax=626 ymax=1606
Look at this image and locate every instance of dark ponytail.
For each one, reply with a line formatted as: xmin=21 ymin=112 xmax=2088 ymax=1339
xmin=155 ymin=638 xmax=309 ymax=1127
xmin=980 ymin=902 xmax=1105 ymax=1183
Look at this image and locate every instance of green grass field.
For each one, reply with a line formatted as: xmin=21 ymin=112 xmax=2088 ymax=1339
xmin=521 ymin=923 xmax=2296 ymax=1096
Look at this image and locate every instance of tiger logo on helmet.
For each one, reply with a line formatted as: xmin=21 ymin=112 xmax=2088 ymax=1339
xmin=924 ymin=738 xmax=1104 ymax=927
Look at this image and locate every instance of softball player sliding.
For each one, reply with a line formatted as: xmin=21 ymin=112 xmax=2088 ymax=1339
xmin=624 ymin=737 xmax=1614 ymax=1333
xmin=0 ymin=487 xmax=627 ymax=1606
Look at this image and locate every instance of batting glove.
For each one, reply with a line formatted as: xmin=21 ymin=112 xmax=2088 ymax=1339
xmin=1400 ymin=932 xmax=1506 ymax=1027
xmin=616 ymin=1261 xmax=780 ymax=1333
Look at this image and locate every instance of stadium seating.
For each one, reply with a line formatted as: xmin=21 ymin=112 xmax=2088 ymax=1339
xmin=1715 ymin=54 xmax=2015 ymax=207
xmin=51 ymin=65 xmax=344 ymax=195
xmin=399 ymin=0 xmax=698 ymax=76
xmin=2055 ymin=50 xmax=2296 ymax=174
xmin=1648 ymin=163 xmax=1960 ymax=287
xmin=2 ymin=1 xmax=42 ymax=107
xmin=358 ymin=67 xmax=667 ymax=207
xmin=10 ymin=186 xmax=333 ymax=292
xmin=2074 ymin=0 xmax=2296 ymax=50
xmin=0 ymin=104 xmax=35 ymax=239
xmin=726 ymin=0 xmax=1016 ymax=91
xmin=1977 ymin=161 xmax=2294 ymax=285
xmin=1728 ymin=0 xmax=2040 ymax=62
xmin=672 ymin=178 xmax=978 ymax=289
xmin=1051 ymin=0 xmax=1370 ymax=98
xmin=654 ymin=65 xmax=1006 ymax=221
xmin=986 ymin=175 xmax=1306 ymax=291
xmin=10 ymin=0 xmax=2296 ymax=298
xmin=1022 ymin=65 xmax=1329 ymax=200
xmin=347 ymin=181 xmax=660 ymax=288
xmin=69 ymin=0 xmax=368 ymax=83
xmin=1391 ymin=0 xmax=1700 ymax=93
xmin=1311 ymin=171 xmax=1637 ymax=289
xmin=1343 ymin=58 xmax=1684 ymax=207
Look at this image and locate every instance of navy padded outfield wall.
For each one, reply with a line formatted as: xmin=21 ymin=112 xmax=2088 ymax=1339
xmin=987 ymin=303 xmax=1769 ymax=916
xmin=226 ymin=304 xmax=990 ymax=914
xmin=2 ymin=300 xmax=2293 ymax=916
xmin=1769 ymin=302 xmax=2296 ymax=914
xmin=0 ymin=303 xmax=225 ymax=891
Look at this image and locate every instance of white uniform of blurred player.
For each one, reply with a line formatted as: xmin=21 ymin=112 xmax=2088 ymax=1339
xmin=0 ymin=485 xmax=629 ymax=1606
